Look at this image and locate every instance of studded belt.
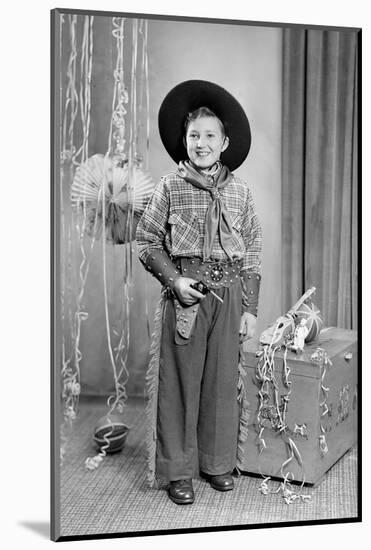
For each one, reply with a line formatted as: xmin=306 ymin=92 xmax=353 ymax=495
xmin=175 ymin=257 xmax=242 ymax=289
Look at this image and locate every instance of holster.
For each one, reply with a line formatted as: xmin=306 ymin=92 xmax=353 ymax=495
xmin=173 ymin=298 xmax=200 ymax=345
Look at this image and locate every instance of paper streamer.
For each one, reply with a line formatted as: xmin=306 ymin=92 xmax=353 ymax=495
xmin=60 ymin=14 xmax=94 ymax=462
xmin=255 ymin=332 xmax=311 ymax=504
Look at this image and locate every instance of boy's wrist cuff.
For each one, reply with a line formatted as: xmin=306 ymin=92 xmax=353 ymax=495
xmin=142 ymin=249 xmax=181 ymax=289
xmin=240 ymin=270 xmax=261 ymax=316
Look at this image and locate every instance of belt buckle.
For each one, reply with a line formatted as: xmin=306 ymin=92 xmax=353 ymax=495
xmin=210 ymin=264 xmax=224 ymax=282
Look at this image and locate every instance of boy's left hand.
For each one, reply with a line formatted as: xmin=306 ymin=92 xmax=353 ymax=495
xmin=239 ymin=312 xmax=257 ymax=342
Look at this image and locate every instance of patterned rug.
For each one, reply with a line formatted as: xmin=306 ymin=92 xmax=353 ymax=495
xmin=58 ymin=397 xmax=358 ymax=538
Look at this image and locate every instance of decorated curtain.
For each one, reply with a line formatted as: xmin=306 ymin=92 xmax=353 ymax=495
xmin=282 ymin=28 xmax=359 ymax=329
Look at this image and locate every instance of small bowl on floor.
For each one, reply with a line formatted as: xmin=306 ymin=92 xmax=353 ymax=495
xmin=93 ymin=414 xmax=130 ymax=454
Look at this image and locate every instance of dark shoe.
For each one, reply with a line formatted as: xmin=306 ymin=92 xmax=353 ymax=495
xmin=168 ymin=479 xmax=195 ymax=504
xmin=206 ymin=472 xmax=234 ymax=492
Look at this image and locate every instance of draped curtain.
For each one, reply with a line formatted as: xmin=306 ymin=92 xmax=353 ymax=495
xmin=282 ymin=28 xmax=359 ymax=329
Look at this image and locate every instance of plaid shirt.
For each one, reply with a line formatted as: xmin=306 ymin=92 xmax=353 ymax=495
xmin=136 ymin=170 xmax=262 ymax=272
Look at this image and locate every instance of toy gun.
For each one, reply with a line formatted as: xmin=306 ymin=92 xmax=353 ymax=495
xmin=259 ymin=286 xmax=316 ymax=347
xmin=190 ymin=281 xmax=224 ymax=304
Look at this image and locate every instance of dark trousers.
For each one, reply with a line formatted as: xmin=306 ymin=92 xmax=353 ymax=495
xmin=156 ymin=283 xmax=242 ymax=481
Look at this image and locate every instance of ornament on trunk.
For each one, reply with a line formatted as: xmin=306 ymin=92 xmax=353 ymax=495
xmin=295 ymin=301 xmax=323 ymax=343
xmin=290 ymin=319 xmax=309 ymax=353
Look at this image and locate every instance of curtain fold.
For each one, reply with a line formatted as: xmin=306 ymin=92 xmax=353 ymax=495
xmin=282 ymin=28 xmax=359 ymax=329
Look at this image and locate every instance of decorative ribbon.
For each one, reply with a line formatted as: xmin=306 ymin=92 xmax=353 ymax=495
xmin=311 ymin=347 xmax=333 ymax=456
xmin=61 ymin=14 xmax=151 ymax=468
xmin=255 ymin=337 xmax=311 ymax=504
xmin=60 ymin=15 xmax=94 ymax=463
xmin=85 ymin=423 xmax=114 ymax=471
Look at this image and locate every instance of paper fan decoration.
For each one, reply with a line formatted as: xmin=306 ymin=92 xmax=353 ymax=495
xmin=71 ymin=154 xmax=155 ymax=244
xmin=295 ymin=301 xmax=323 ymax=343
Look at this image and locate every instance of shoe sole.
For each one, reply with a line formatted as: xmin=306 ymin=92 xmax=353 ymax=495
xmin=210 ymin=483 xmax=234 ymax=491
xmin=169 ymin=494 xmax=195 ymax=505
xmin=201 ymin=473 xmax=234 ymax=492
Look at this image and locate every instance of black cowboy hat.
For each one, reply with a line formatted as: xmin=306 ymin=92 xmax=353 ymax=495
xmin=158 ymin=80 xmax=251 ymax=172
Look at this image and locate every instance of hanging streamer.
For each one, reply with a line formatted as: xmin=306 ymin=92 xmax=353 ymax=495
xmin=251 ymin=290 xmax=326 ymax=503
xmin=311 ymin=347 xmax=333 ymax=456
xmin=84 ymin=18 xmax=129 ymax=470
xmin=138 ymin=19 xmax=152 ymax=338
xmin=106 ymin=17 xmax=152 ymax=415
xmin=60 ymin=14 xmax=95 ymax=462
xmin=70 ymin=13 xmax=95 ymax=423
xmin=60 ymin=15 xmax=153 ymax=469
xmin=85 ymin=17 xmax=151 ymax=470
xmin=255 ymin=321 xmax=311 ymax=504
xmin=107 ymin=17 xmax=132 ymax=417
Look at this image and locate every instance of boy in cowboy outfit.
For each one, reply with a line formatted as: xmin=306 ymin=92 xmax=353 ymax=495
xmin=136 ymin=80 xmax=262 ymax=504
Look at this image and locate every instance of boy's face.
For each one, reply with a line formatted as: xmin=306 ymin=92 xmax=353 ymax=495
xmin=184 ymin=116 xmax=229 ymax=170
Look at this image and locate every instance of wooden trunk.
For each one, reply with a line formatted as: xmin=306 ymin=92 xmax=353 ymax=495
xmin=239 ymin=327 xmax=358 ymax=485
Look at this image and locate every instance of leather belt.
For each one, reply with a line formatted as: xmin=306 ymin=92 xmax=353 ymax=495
xmin=175 ymin=257 xmax=242 ymax=289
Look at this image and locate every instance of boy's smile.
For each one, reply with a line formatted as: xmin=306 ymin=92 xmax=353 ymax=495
xmin=185 ymin=116 xmax=229 ymax=170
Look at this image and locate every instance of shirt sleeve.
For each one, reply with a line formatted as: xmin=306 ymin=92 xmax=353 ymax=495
xmin=136 ymin=177 xmax=181 ymax=289
xmin=240 ymin=187 xmax=262 ymax=273
xmin=239 ymin=187 xmax=262 ymax=316
xmin=136 ymin=177 xmax=170 ymax=262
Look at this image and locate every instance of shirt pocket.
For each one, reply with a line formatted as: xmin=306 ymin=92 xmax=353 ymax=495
xmin=168 ymin=211 xmax=200 ymax=255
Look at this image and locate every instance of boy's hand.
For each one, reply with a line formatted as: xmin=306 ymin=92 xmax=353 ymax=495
xmin=173 ymin=277 xmax=205 ymax=306
xmin=239 ymin=311 xmax=257 ymax=342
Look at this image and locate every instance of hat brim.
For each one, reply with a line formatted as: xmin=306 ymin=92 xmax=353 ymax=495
xmin=158 ymin=80 xmax=251 ymax=172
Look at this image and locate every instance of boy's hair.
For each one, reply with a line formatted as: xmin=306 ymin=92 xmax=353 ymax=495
xmin=184 ymin=106 xmax=227 ymax=137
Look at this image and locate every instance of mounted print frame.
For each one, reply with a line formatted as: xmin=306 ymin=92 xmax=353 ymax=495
xmin=51 ymin=7 xmax=361 ymax=542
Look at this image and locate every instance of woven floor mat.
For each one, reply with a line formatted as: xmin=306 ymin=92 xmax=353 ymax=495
xmin=59 ymin=398 xmax=358 ymax=537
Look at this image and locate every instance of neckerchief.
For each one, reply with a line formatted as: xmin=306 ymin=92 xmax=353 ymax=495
xmin=177 ymin=160 xmax=234 ymax=260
